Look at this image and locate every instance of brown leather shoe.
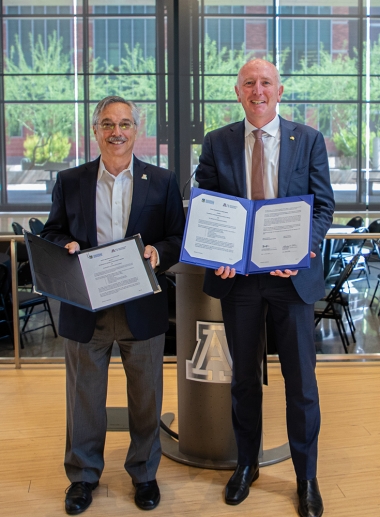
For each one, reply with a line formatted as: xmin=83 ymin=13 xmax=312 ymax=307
xmin=65 ymin=481 xmax=99 ymax=515
xmin=225 ymin=463 xmax=259 ymax=505
xmin=297 ymin=478 xmax=324 ymax=517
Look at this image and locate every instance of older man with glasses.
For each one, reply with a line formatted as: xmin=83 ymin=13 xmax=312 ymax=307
xmin=41 ymin=95 xmax=185 ymax=515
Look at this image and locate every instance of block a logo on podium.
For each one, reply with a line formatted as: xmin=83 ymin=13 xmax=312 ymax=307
xmin=186 ymin=321 xmax=232 ymax=383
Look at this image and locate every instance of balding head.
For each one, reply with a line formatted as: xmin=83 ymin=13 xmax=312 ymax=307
xmin=235 ymin=59 xmax=283 ymax=128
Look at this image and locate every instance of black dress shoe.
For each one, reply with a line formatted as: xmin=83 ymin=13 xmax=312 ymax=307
xmin=134 ymin=479 xmax=160 ymax=510
xmin=65 ymin=481 xmax=99 ymax=515
xmin=225 ymin=463 xmax=259 ymax=505
xmin=297 ymin=478 xmax=324 ymax=517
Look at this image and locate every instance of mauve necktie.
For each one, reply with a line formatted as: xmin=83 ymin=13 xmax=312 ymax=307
xmin=251 ymin=129 xmax=265 ymax=200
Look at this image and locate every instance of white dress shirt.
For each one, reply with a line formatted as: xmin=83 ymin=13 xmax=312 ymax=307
xmin=96 ymin=157 xmax=133 ymax=246
xmin=244 ymin=115 xmax=281 ymax=200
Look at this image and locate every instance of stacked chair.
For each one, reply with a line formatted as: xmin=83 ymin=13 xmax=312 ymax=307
xmin=327 ymin=227 xmax=370 ymax=287
xmin=29 ymin=217 xmax=45 ymax=235
xmin=315 ymin=253 xmax=361 ymax=353
xmin=3 ymin=221 xmax=58 ymax=347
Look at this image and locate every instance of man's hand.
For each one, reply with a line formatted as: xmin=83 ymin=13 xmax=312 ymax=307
xmin=214 ymin=252 xmax=316 ymax=279
xmin=64 ymin=241 xmax=80 ymax=254
xmin=144 ymin=245 xmax=158 ymax=269
xmin=215 ymin=265 xmax=236 ymax=279
xmin=269 ymin=251 xmax=316 ymax=278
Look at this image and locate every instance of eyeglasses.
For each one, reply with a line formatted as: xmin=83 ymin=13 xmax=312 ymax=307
xmin=97 ymin=121 xmax=136 ymax=131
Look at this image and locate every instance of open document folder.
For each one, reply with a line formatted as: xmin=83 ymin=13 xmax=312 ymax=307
xmin=24 ymin=232 xmax=161 ymax=311
xmin=180 ymin=187 xmax=313 ymax=274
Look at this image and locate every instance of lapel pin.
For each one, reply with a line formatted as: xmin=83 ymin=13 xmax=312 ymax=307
xmin=290 ymin=136 xmax=295 ymax=140
xmin=142 ymin=174 xmax=148 ymax=180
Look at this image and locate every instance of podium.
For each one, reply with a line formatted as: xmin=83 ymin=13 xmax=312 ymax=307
xmin=161 ymin=262 xmax=291 ymax=469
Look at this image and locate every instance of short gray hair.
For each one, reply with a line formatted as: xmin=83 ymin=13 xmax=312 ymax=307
xmin=92 ymin=96 xmax=140 ymax=127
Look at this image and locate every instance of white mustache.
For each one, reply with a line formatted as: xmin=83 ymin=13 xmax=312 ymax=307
xmin=106 ymin=136 xmax=127 ymax=143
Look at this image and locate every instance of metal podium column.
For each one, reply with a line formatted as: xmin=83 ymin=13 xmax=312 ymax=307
xmin=161 ymin=263 xmax=290 ymax=469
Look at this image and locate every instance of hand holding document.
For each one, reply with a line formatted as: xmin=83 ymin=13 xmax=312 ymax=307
xmin=180 ymin=188 xmax=313 ymax=275
xmin=24 ymin=232 xmax=161 ymax=311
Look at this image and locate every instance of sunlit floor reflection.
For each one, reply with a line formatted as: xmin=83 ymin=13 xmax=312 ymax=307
xmin=315 ymin=257 xmax=380 ymax=354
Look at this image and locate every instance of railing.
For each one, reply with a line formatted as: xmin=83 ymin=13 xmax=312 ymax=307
xmin=1 ymin=233 xmax=380 ymax=367
xmin=0 ymin=235 xmax=66 ymax=367
xmin=0 ymin=235 xmax=25 ymax=368
xmin=325 ymin=233 xmax=380 ymax=239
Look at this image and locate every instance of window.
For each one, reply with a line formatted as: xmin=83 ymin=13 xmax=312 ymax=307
xmin=0 ymin=0 xmax=379 ymax=210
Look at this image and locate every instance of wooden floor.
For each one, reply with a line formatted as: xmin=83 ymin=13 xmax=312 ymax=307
xmin=0 ymin=363 xmax=379 ymax=516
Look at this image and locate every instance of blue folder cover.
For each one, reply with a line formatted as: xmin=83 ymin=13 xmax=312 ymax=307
xmin=180 ymin=188 xmax=313 ymax=274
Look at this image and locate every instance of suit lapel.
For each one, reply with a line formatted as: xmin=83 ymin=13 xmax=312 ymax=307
xmin=278 ymin=116 xmax=300 ymax=197
xmin=226 ymin=121 xmax=247 ymax=198
xmin=126 ymin=156 xmax=150 ymax=237
xmin=80 ymin=158 xmax=99 ymax=248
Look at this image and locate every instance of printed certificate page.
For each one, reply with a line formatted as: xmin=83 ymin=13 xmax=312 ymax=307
xmin=184 ymin=192 xmax=247 ymax=266
xmin=251 ymin=200 xmax=311 ymax=269
xmin=78 ymin=238 xmax=155 ymax=310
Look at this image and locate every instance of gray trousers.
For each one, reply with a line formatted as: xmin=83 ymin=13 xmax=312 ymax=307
xmin=64 ymin=304 xmax=165 ymax=484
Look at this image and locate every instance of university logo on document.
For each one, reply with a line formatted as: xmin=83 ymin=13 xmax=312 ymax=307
xmin=186 ymin=321 xmax=232 ymax=383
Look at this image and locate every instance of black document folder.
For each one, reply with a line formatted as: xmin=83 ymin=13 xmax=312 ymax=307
xmin=24 ymin=232 xmax=161 ymax=312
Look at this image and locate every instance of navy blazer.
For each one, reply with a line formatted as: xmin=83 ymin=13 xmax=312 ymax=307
xmin=41 ymin=156 xmax=185 ymax=342
xmin=195 ymin=117 xmax=335 ymax=304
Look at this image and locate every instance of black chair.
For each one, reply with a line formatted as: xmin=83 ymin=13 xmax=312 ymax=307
xmin=29 ymin=217 xmax=44 ymax=235
xmin=342 ymin=227 xmax=370 ymax=287
xmin=322 ymin=288 xmax=356 ymax=342
xmin=0 ymin=264 xmax=14 ymax=344
xmin=18 ymin=290 xmax=58 ymax=340
xmin=369 ymin=275 xmax=380 ymax=315
xmin=0 ymin=263 xmax=57 ymax=344
xmin=315 ymin=253 xmax=361 ymax=353
xmin=367 ymin=219 xmax=380 ymax=261
xmin=327 ymin=228 xmax=370 ymax=287
xmin=346 ymin=216 xmax=364 ymax=229
xmin=325 ymin=235 xmax=349 ymax=280
xmin=11 ymin=222 xmax=24 ymax=235
xmin=325 ymin=236 xmax=347 ymax=279
xmin=11 ymin=222 xmax=33 ymax=289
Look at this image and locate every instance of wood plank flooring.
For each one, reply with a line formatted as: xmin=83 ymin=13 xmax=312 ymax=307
xmin=0 ymin=363 xmax=379 ymax=516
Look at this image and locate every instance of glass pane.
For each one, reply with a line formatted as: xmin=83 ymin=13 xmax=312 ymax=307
xmin=89 ymin=16 xmax=156 ymax=74
xmin=282 ymin=74 xmax=357 ymax=102
xmin=5 ymin=103 xmax=85 ymax=205
xmin=363 ymin=104 xmax=380 ymax=203
xmin=279 ymin=103 xmax=359 ymax=205
xmin=88 ymin=1 xmax=155 ymax=14
xmin=364 ymin=0 xmax=380 ymax=15
xmin=203 ymin=16 xmax=273 ymax=66
xmin=87 ymin=9 xmax=157 ymax=110
xmin=203 ymin=1 xmax=273 ymax=15
xmin=4 ymin=75 xmax=84 ymax=102
xmin=204 ymin=102 xmax=244 ymax=134
xmin=278 ymin=18 xmax=359 ymax=79
xmin=3 ymin=1 xmax=80 ymax=9
xmin=3 ymin=17 xmax=83 ymax=74
xmin=88 ymin=74 xmax=157 ymax=102
xmin=363 ymin=20 xmax=380 ymax=101
xmin=277 ymin=0 xmax=358 ymax=15
xmin=203 ymin=75 xmax=238 ymax=102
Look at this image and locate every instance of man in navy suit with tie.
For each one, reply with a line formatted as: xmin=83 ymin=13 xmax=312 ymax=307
xmin=195 ymin=59 xmax=334 ymax=517
xmin=41 ymin=96 xmax=185 ymax=515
